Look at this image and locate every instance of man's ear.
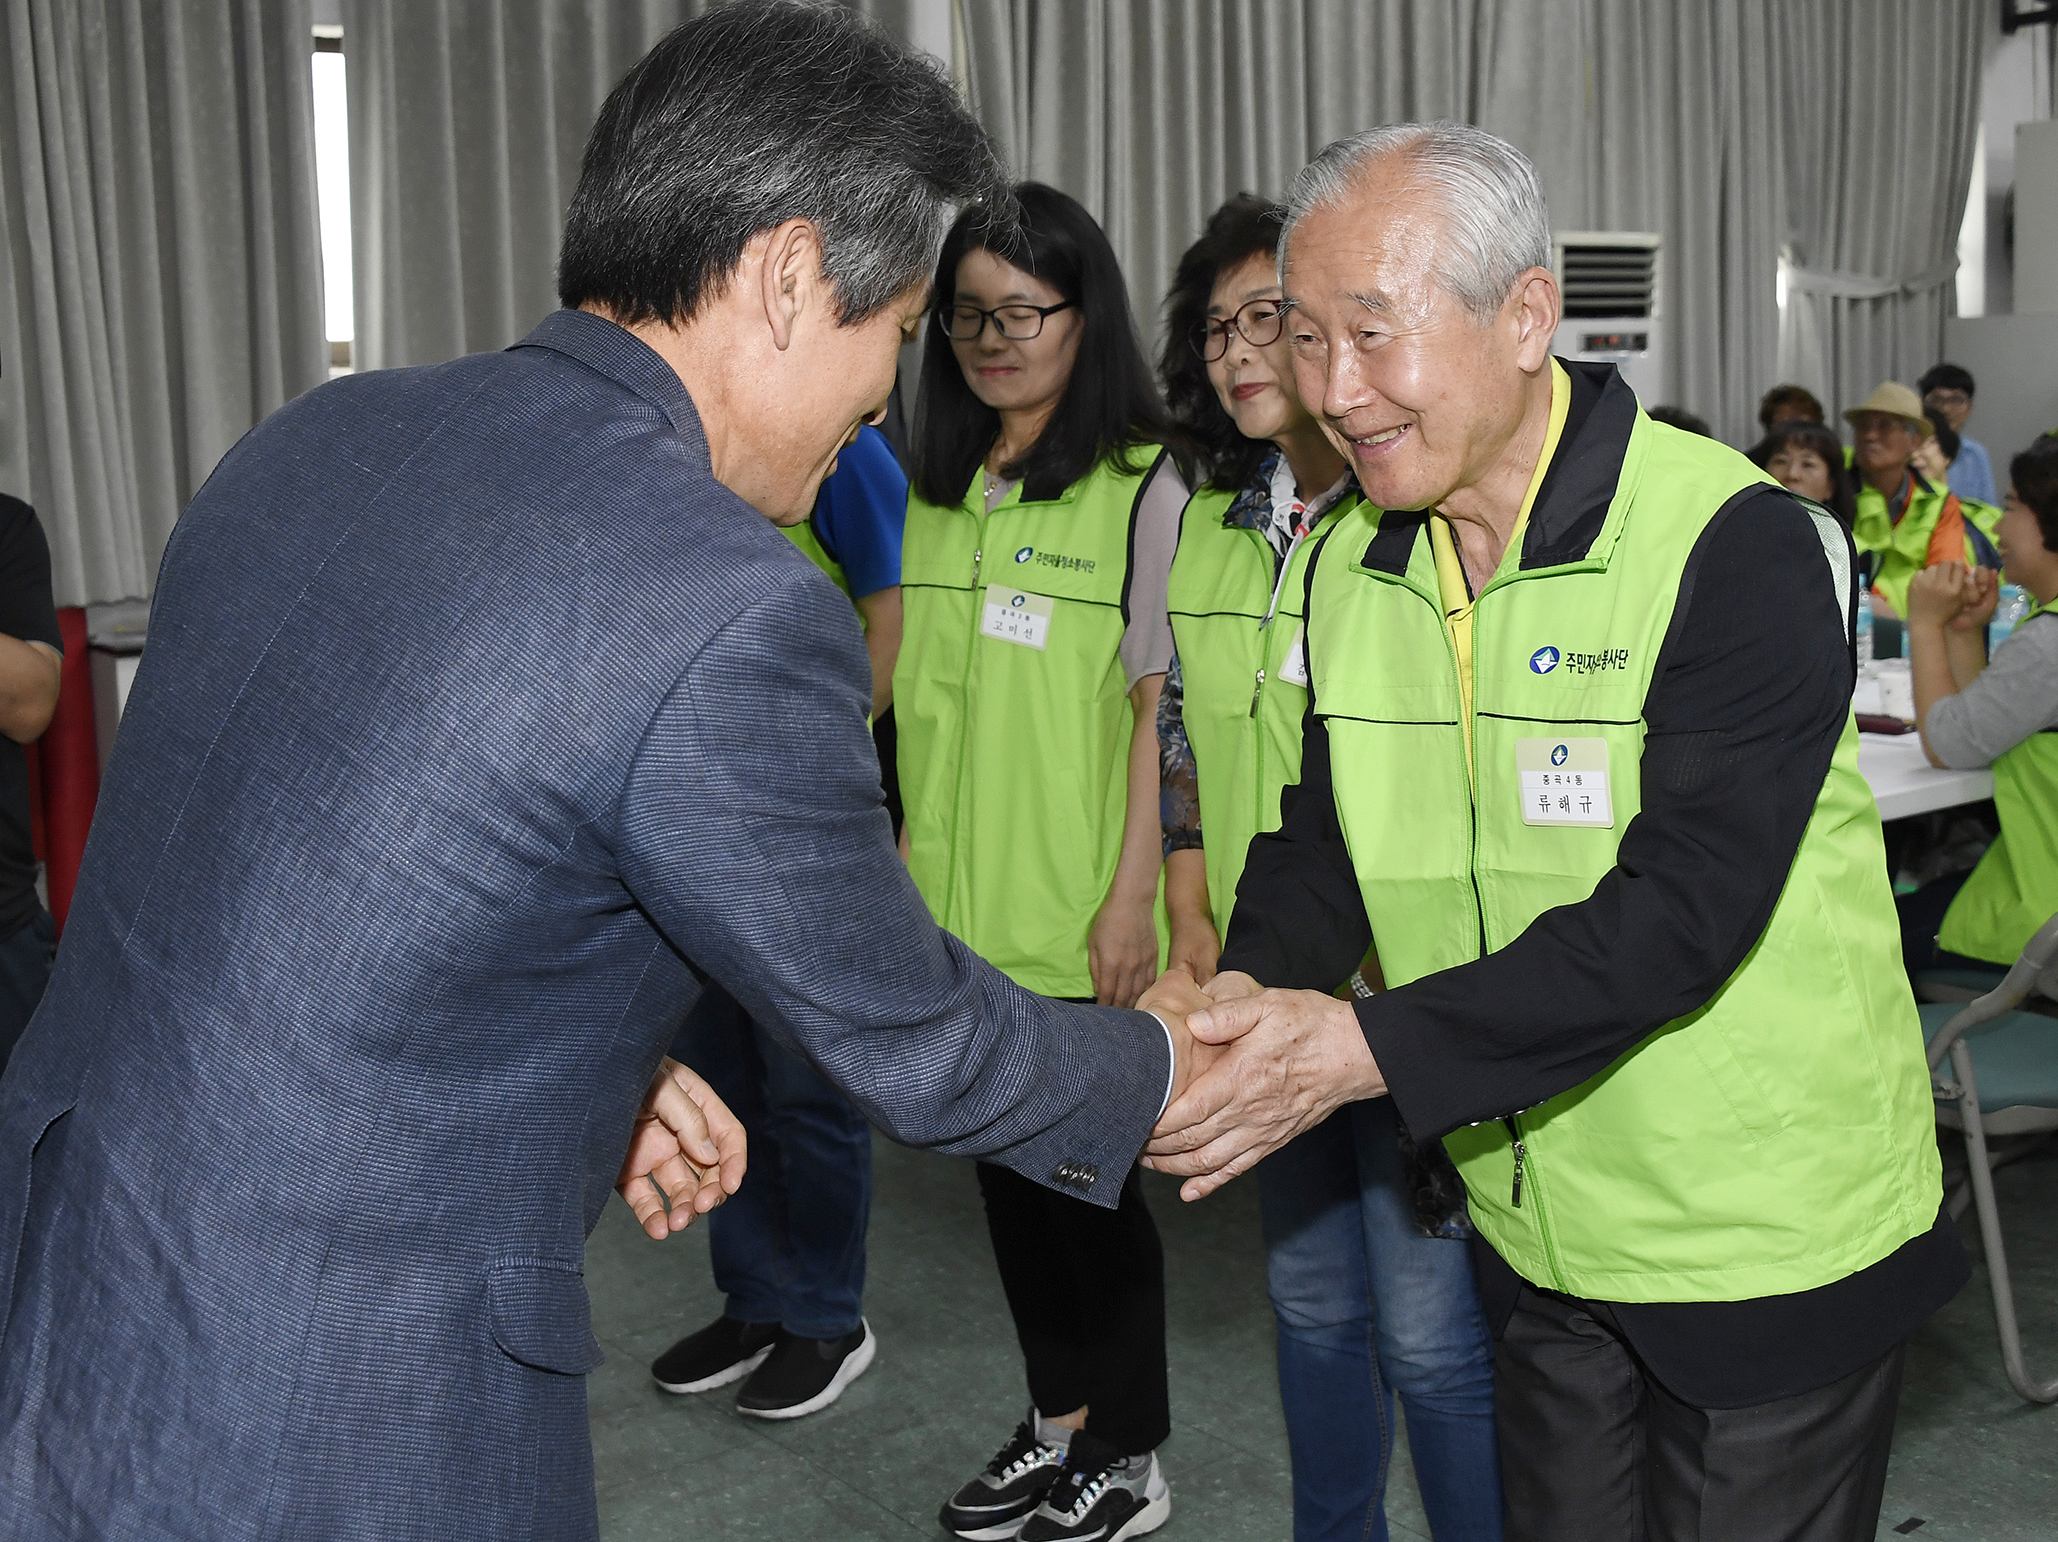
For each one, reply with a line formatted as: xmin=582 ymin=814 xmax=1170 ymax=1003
xmin=756 ymin=217 xmax=825 ymax=353
xmin=1510 ymin=268 xmax=1561 ymax=372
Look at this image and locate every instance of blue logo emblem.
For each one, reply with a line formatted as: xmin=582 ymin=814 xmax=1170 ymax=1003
xmin=1011 ymin=593 xmax=1028 ymax=608
xmin=1551 ymin=743 xmax=1569 ymax=766
xmin=1529 ymin=646 xmax=1561 ymax=674
xmin=1014 ymin=546 xmax=1033 ymax=563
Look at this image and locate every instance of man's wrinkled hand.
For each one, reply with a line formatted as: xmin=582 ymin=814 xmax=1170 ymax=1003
xmin=1142 ymin=986 xmax=1386 ymax=1202
xmin=616 ymin=1057 xmax=748 ymax=1239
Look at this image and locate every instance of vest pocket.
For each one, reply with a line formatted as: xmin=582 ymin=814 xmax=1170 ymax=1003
xmin=486 ymin=1258 xmax=603 ymax=1376
xmin=1677 ymin=1009 xmax=1792 ymax=1147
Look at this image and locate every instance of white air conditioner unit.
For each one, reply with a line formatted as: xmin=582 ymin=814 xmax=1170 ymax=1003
xmin=1551 ymin=232 xmax=1663 ymax=405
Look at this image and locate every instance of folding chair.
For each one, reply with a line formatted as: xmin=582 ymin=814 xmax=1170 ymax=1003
xmin=1922 ymin=911 xmax=2058 ymax=1405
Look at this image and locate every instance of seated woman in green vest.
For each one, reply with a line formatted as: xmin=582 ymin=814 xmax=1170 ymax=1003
xmin=1902 ymin=434 xmax=2058 ymax=978
xmin=901 ymin=183 xmax=1189 ymax=1542
xmin=1848 ymin=381 xmax=2000 ymax=625
xmin=1155 ymin=194 xmax=1502 ymax=1542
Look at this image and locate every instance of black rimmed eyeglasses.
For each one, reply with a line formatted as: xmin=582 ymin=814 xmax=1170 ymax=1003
xmin=940 ymin=299 xmax=1077 ymax=342
xmin=1190 ymin=298 xmax=1288 ymax=361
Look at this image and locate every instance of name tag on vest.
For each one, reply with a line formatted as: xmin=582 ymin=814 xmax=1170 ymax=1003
xmin=1516 ymin=737 xmax=1614 ymax=827
xmin=981 ymin=585 xmax=1054 ymax=650
xmin=1278 ymin=623 xmax=1309 ymax=687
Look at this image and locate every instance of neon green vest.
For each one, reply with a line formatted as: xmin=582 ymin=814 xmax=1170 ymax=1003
xmin=1307 ymin=416 xmax=1941 ymax=1302
xmin=1166 ymin=483 xmax=1353 ymax=939
xmin=895 ymin=451 xmax=1171 ymax=996
xmin=1940 ymin=602 xmax=2058 ymax=965
xmin=783 ymin=513 xmax=851 ymax=597
xmin=1853 ymin=471 xmax=1970 ymax=616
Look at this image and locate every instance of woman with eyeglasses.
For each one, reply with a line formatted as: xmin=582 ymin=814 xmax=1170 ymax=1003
xmin=901 ymin=183 xmax=1188 ymax=1542
xmin=1155 ymin=195 xmax=1503 ymax=1542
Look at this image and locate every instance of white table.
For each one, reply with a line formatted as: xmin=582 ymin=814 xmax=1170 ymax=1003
xmin=1859 ymin=731 xmax=1996 ymax=821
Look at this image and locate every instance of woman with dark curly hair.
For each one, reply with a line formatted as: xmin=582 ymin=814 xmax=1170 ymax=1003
xmin=1155 ymin=194 xmax=1503 ymax=1542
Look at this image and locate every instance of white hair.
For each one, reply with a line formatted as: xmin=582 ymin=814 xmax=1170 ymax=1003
xmin=1281 ymin=122 xmax=1552 ymax=324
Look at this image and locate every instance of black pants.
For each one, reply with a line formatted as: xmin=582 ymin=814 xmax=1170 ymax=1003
xmin=976 ymin=1159 xmax=1170 ymax=1454
xmin=1896 ymin=867 xmax=1998 ymax=979
xmin=1495 ymin=1284 xmax=1903 ymax=1542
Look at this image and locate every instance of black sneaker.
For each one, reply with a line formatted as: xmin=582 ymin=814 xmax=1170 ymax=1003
xmin=938 ymin=1416 xmax=1072 ymax=1540
xmin=1019 ymin=1431 xmax=1169 ymax=1542
xmin=734 ymin=1320 xmax=876 ymax=1420
xmin=650 ymin=1316 xmax=779 ymax=1394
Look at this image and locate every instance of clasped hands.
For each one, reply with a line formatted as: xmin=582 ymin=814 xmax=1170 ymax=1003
xmin=1135 ymin=967 xmax=1387 ymax=1202
xmin=1905 ymin=560 xmax=1999 ymax=632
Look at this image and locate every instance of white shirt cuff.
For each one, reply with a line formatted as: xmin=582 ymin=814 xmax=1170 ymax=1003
xmin=1143 ymin=1010 xmax=1177 ymax=1119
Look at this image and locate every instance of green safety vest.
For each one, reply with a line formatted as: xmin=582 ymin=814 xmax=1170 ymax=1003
xmin=1306 ymin=398 xmax=1941 ymax=1302
xmin=895 ymin=450 xmax=1172 ymax=997
xmin=784 ymin=513 xmax=852 ymax=597
xmin=1853 ymin=471 xmax=1987 ymax=616
xmin=1166 ymin=482 xmax=1353 ymax=940
xmin=1940 ymin=601 xmax=2058 ymax=965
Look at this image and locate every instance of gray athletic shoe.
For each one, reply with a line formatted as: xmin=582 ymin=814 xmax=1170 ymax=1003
xmin=938 ymin=1415 xmax=1072 ymax=1540
xmin=1018 ymin=1431 xmax=1169 ymax=1542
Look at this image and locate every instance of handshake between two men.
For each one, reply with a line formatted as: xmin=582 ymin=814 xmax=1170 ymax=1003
xmin=614 ymin=970 xmax=1392 ymax=1239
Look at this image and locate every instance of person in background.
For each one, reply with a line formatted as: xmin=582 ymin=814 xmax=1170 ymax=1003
xmin=0 ymin=478 xmax=62 ymax=1067
xmin=1749 ymin=419 xmax=1858 ymax=529
xmin=1848 ymin=381 xmax=1997 ymax=620
xmin=1646 ymin=405 xmax=1711 ymax=437
xmin=1913 ymin=419 xmax=2004 ymax=546
xmin=1919 ymin=363 xmax=1998 ymax=506
xmin=1156 ymin=193 xmax=1502 ymax=1542
xmin=901 ymin=182 xmax=1186 ymax=1542
xmin=1758 ymin=382 xmax=1826 ymax=433
xmin=646 ymin=428 xmax=911 ymax=1420
xmin=1901 ymin=435 xmax=2058 ymax=979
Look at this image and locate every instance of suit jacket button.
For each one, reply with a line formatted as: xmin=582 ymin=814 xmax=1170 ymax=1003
xmin=1074 ymin=1164 xmax=1097 ymax=1191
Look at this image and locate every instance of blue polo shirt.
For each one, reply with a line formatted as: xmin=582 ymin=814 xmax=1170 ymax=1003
xmin=811 ymin=425 xmax=906 ymax=600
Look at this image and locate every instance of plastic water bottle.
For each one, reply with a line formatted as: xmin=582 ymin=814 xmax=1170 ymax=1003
xmin=1856 ymin=586 xmax=1874 ymax=667
xmin=1990 ymin=584 xmax=2030 ymax=651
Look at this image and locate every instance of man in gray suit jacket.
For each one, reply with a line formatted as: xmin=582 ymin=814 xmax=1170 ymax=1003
xmin=0 ymin=7 xmax=1204 ymax=1537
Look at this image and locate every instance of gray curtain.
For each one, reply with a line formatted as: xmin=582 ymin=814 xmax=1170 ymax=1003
xmin=0 ymin=0 xmax=327 ymax=606
xmin=958 ymin=1 xmax=1984 ymax=446
xmin=343 ymin=0 xmax=947 ymax=371
xmin=1774 ymin=0 xmax=1988 ymax=419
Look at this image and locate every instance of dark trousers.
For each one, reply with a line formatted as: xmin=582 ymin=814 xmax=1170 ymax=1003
xmin=976 ymin=1159 xmax=1170 ymax=1454
xmin=1896 ymin=867 xmax=1998 ymax=978
xmin=1496 ymin=1284 xmax=1903 ymax=1542
xmin=0 ymin=907 xmax=55 ymax=1069
xmin=673 ymin=985 xmax=872 ymax=1339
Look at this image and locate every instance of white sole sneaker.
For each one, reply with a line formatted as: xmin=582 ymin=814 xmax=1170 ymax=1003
xmin=1109 ymin=1491 xmax=1170 ymax=1541
xmin=653 ymin=1343 xmax=772 ymax=1395
xmin=735 ymin=1321 xmax=877 ymax=1421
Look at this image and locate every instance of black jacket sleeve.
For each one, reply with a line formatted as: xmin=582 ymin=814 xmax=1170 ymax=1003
xmin=1226 ymin=489 xmax=1856 ymax=1142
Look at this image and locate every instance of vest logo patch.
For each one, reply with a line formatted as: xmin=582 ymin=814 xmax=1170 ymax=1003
xmin=1530 ymin=644 xmax=1629 ymax=676
xmin=1551 ymin=743 xmax=1569 ymax=766
xmin=1014 ymin=546 xmax=1097 ymax=575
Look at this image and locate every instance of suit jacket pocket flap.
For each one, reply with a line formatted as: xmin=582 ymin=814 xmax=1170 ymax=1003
xmin=487 ymin=1259 xmax=603 ymax=1375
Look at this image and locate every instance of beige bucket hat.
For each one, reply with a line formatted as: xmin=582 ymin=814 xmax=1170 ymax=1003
xmin=1843 ymin=381 xmax=1933 ymax=438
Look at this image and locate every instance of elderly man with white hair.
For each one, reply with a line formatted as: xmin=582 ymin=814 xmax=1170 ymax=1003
xmin=1145 ymin=123 xmax=1964 ymax=1540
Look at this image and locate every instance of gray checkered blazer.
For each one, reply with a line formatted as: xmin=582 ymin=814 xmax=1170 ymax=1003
xmin=0 ymin=311 xmax=1167 ymax=1540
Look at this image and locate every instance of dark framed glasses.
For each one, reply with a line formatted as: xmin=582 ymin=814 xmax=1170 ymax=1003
xmin=1190 ymin=298 xmax=1287 ymax=361
xmin=940 ymin=299 xmax=1077 ymax=342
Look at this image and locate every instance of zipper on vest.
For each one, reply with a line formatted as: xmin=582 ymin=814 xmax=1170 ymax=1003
xmin=1504 ymin=1115 xmax=1526 ymax=1207
xmin=972 ymin=547 xmax=982 ymax=584
xmin=1249 ymin=527 xmax=1310 ymax=719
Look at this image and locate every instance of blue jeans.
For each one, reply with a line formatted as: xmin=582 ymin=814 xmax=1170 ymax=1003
xmin=1257 ymin=1097 xmax=1503 ymax=1542
xmin=671 ymin=986 xmax=871 ymax=1339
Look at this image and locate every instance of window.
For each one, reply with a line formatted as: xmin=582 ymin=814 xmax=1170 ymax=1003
xmin=312 ymin=25 xmax=353 ymax=371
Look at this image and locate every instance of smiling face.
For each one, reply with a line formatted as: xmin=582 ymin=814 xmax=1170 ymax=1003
xmin=1851 ymin=412 xmax=1923 ymax=481
xmin=1204 ymin=253 xmax=1310 ymax=445
xmin=947 ymin=247 xmax=1083 ymax=420
xmin=764 ymin=280 xmax=927 ymax=524
xmin=1280 ymin=170 xmax=1556 ymax=514
xmin=1766 ymin=444 xmax=1834 ymax=504
xmin=1998 ymin=485 xmax=2058 ymax=599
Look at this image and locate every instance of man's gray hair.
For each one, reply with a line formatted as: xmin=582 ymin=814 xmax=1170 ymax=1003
xmin=1282 ymin=122 xmax=1551 ymax=324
